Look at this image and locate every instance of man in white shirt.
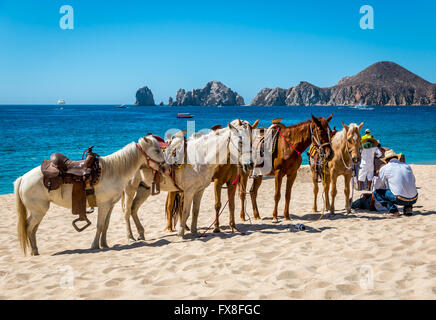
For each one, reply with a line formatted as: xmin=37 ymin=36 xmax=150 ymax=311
xmin=373 ymin=149 xmax=418 ymax=217
xmin=358 ymin=133 xmax=382 ymax=190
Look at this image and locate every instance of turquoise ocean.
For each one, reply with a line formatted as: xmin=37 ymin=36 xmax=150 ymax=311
xmin=1 ymin=105 xmax=435 ymax=194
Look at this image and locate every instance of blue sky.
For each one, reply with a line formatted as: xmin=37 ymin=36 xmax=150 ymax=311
xmin=0 ymin=0 xmax=435 ymax=104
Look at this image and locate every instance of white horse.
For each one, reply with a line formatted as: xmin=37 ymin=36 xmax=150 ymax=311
xmin=14 ymin=136 xmax=168 ymax=255
xmin=122 ymin=131 xmax=186 ymax=241
xmin=123 ymin=119 xmax=258 ymax=240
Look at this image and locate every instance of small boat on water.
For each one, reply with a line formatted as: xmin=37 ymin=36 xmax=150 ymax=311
xmin=177 ymin=112 xmax=194 ymax=118
xmin=57 ymin=99 xmax=66 ymax=105
xmin=116 ymin=104 xmax=128 ymax=109
xmin=349 ymin=102 xmax=374 ymax=111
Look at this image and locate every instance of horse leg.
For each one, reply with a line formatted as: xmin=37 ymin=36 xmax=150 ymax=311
xmin=311 ymin=166 xmax=319 ymax=212
xmin=91 ymin=203 xmax=111 ymax=249
xmin=329 ymin=173 xmax=338 ymax=214
xmin=272 ymin=171 xmax=284 ymax=222
xmin=26 ymin=209 xmax=48 ymax=256
xmin=177 ymin=191 xmax=193 ymax=238
xmin=122 ymin=190 xmax=136 ymax=242
xmin=131 ymin=184 xmax=150 ymax=240
xmin=323 ymin=177 xmax=331 ymax=212
xmin=227 ymin=180 xmax=238 ymax=232
xmin=213 ymin=180 xmax=223 ymax=233
xmin=239 ymin=173 xmax=248 ymax=221
xmin=165 ymin=192 xmax=174 ymax=232
xmin=344 ymin=174 xmax=352 ymax=214
xmin=283 ymin=171 xmax=297 ymax=220
xmin=249 ymin=176 xmax=263 ymax=220
xmin=100 ymin=206 xmax=115 ymax=248
xmin=191 ymin=189 xmax=205 ymax=236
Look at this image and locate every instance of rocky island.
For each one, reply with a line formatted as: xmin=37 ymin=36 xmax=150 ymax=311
xmin=251 ymin=61 xmax=436 ymax=106
xmin=135 ymin=86 xmax=155 ymax=106
xmin=169 ymin=81 xmax=245 ymax=106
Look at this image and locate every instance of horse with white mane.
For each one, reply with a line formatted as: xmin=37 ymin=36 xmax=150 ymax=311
xmin=14 ymin=136 xmax=168 ymax=255
xmin=122 ymin=119 xmax=258 ymax=240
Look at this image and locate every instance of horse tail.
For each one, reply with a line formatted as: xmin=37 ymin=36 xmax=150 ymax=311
xmin=14 ymin=177 xmax=29 ymax=256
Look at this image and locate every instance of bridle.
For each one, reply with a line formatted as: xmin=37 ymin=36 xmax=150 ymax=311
xmin=136 ymin=142 xmax=166 ymax=195
xmin=340 ymin=129 xmax=360 ymax=171
xmin=310 ymin=121 xmax=332 ymax=162
xmin=227 ymin=125 xmax=253 ymax=170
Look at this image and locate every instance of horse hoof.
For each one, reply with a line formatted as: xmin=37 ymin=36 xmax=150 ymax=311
xmin=284 ymin=216 xmax=291 ymax=221
xmin=137 ymin=235 xmax=145 ymax=241
xmin=213 ymin=227 xmax=221 ymax=233
xmin=272 ymin=219 xmax=280 ymax=224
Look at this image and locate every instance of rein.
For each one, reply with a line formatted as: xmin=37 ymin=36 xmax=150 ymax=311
xmin=272 ymin=124 xmax=302 ymax=157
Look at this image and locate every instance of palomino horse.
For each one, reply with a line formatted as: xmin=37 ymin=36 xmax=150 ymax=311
xmin=312 ymin=122 xmax=363 ymax=214
xmin=14 ymin=136 xmax=168 ymax=255
xmin=122 ymin=119 xmax=257 ymax=239
xmin=247 ymin=115 xmax=333 ymax=222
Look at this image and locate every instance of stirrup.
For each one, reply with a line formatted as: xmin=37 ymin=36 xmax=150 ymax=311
xmin=72 ymin=217 xmax=92 ymax=232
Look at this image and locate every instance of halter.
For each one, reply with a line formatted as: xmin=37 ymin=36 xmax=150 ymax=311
xmin=340 ymin=129 xmax=359 ymax=171
xmin=136 ymin=142 xmax=166 ymax=195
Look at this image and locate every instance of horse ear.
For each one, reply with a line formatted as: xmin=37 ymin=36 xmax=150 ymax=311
xmin=228 ymin=123 xmax=237 ymax=131
xmin=311 ymin=115 xmax=321 ymax=127
xmin=143 ymin=136 xmax=150 ymax=144
xmin=327 ymin=113 xmax=333 ymax=122
xmin=341 ymin=122 xmax=349 ymax=131
xmin=238 ymin=119 xmax=242 ymax=126
xmin=252 ymin=119 xmax=259 ymax=129
xmin=358 ymin=122 xmax=364 ymax=131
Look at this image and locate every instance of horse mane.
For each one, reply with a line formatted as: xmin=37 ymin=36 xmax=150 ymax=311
xmin=284 ymin=119 xmax=312 ymax=143
xmin=332 ymin=123 xmax=360 ymax=147
xmin=99 ymin=140 xmax=142 ymax=178
xmin=187 ymin=126 xmax=231 ymax=172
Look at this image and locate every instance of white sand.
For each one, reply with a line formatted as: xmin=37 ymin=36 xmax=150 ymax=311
xmin=0 ymin=165 xmax=435 ymax=299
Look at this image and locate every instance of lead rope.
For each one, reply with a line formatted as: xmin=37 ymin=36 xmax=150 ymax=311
xmin=200 ymin=174 xmax=241 ymax=238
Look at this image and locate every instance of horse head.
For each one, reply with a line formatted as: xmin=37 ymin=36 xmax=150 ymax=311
xmin=311 ymin=113 xmax=334 ymax=161
xmin=228 ymin=118 xmax=259 ymax=172
xmin=139 ymin=135 xmax=170 ymax=175
xmin=341 ymin=121 xmax=364 ymax=164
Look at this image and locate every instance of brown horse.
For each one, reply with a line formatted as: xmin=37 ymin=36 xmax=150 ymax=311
xmin=247 ymin=114 xmax=333 ymax=222
xmin=312 ymin=122 xmax=363 ymax=214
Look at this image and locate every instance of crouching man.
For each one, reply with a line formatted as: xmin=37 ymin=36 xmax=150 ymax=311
xmin=373 ymin=150 xmax=418 ymax=217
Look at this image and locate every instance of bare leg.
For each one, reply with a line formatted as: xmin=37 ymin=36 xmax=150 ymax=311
xmin=131 ymin=184 xmax=150 ymax=240
xmin=272 ymin=171 xmax=284 ymax=222
xmin=227 ymin=181 xmax=238 ymax=232
xmin=239 ymin=173 xmax=248 ymax=221
xmin=191 ymin=189 xmax=205 ymax=236
xmin=213 ymin=180 xmax=223 ymax=233
xmin=250 ymin=176 xmax=263 ymax=220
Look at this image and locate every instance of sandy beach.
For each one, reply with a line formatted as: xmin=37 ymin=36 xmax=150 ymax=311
xmin=0 ymin=164 xmax=435 ymax=300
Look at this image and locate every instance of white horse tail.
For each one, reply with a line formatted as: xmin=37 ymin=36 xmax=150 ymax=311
xmin=14 ymin=177 xmax=29 ymax=256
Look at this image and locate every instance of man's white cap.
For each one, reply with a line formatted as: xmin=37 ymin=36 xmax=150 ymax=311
xmin=365 ymin=129 xmax=371 ymax=133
